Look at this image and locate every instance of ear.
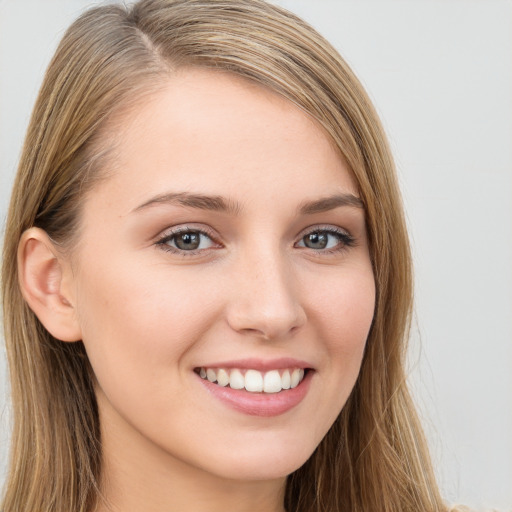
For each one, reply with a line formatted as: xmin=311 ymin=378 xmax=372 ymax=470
xmin=18 ymin=227 xmax=82 ymax=342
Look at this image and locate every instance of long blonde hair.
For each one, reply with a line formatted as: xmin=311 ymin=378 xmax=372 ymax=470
xmin=2 ymin=1 xmax=450 ymax=511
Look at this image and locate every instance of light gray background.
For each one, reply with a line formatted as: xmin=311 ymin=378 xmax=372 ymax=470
xmin=1 ymin=1 xmax=511 ymax=510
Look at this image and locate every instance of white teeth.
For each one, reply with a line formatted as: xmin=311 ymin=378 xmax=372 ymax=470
xmin=216 ymin=368 xmax=229 ymax=387
xmin=197 ymin=366 xmax=307 ymax=393
xmin=290 ymin=369 xmax=301 ymax=389
xmin=281 ymin=369 xmax=291 ymax=389
xmin=229 ymin=369 xmax=245 ymax=390
xmin=263 ymin=370 xmax=282 ymax=393
xmin=244 ymin=369 xmax=263 ymax=392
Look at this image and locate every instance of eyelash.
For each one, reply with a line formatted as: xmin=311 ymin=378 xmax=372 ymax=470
xmin=297 ymin=226 xmax=356 ymax=255
xmin=155 ymin=226 xmax=220 ymax=256
xmin=155 ymin=225 xmax=356 ymax=256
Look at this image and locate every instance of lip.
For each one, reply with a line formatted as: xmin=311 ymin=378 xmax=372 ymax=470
xmin=196 ymin=357 xmax=313 ymax=372
xmin=195 ymin=358 xmax=314 ymax=417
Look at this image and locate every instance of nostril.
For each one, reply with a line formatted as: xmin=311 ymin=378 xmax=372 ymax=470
xmin=226 ymin=303 xmax=306 ymax=341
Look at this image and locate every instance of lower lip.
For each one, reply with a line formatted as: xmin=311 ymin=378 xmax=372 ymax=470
xmin=197 ymin=371 xmax=313 ymax=417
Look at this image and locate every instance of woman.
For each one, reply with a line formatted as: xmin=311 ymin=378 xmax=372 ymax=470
xmin=1 ymin=0 xmax=464 ymax=511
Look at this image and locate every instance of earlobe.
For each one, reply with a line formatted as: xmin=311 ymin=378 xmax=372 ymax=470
xmin=18 ymin=227 xmax=82 ymax=342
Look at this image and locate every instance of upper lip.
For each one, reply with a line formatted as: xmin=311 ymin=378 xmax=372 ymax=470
xmin=195 ymin=357 xmax=314 ymax=372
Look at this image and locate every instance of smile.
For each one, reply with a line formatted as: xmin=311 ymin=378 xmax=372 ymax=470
xmin=196 ymin=367 xmax=306 ymax=393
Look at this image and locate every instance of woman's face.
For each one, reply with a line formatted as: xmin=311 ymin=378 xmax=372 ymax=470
xmin=68 ymin=68 xmax=375 ymax=482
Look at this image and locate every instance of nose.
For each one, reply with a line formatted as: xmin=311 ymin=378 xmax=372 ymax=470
xmin=226 ymin=249 xmax=307 ymax=340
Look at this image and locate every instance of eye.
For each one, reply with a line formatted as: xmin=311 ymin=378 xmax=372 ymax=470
xmin=156 ymin=228 xmax=218 ymax=253
xmin=296 ymin=228 xmax=354 ymax=252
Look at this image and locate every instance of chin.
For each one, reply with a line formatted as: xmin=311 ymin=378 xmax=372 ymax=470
xmin=197 ymin=436 xmax=317 ymax=482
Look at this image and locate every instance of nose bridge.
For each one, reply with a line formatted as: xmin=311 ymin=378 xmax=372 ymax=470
xmin=227 ymin=244 xmax=306 ymax=339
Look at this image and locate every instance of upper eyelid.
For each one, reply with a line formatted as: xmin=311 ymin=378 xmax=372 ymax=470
xmin=297 ymin=224 xmax=351 ymax=237
xmin=156 ymin=223 xmax=350 ymax=238
xmin=156 ymin=224 xmax=217 ymax=241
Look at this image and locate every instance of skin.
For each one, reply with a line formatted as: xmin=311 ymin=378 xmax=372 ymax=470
xmin=22 ymin=68 xmax=376 ymax=512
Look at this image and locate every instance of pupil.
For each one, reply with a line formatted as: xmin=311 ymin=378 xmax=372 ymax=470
xmin=306 ymin=232 xmax=327 ymax=249
xmin=176 ymin=232 xmax=200 ymax=250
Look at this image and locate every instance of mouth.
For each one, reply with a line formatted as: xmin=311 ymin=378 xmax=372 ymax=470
xmin=195 ymin=367 xmax=308 ymax=394
xmin=194 ymin=358 xmax=314 ymax=416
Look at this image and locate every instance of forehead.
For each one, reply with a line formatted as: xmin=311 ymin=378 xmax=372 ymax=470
xmin=88 ymin=67 xmax=358 ymax=215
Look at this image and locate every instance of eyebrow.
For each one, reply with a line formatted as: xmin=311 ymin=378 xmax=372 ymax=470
xmin=298 ymin=193 xmax=364 ymax=214
xmin=132 ymin=192 xmax=243 ymax=215
xmin=132 ymin=191 xmax=364 ymax=215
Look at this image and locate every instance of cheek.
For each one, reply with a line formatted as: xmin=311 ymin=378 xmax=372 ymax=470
xmin=73 ymin=256 xmax=221 ymax=385
xmin=309 ymin=264 xmax=375 ymax=350
xmin=292 ymin=263 xmax=374 ymax=442
xmin=306 ymin=263 xmax=375 ymax=401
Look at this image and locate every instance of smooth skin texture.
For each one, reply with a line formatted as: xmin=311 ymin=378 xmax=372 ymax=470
xmin=19 ymin=68 xmax=375 ymax=512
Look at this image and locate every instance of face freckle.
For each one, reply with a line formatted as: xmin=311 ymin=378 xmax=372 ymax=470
xmin=71 ymin=67 xmax=375 ymax=485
